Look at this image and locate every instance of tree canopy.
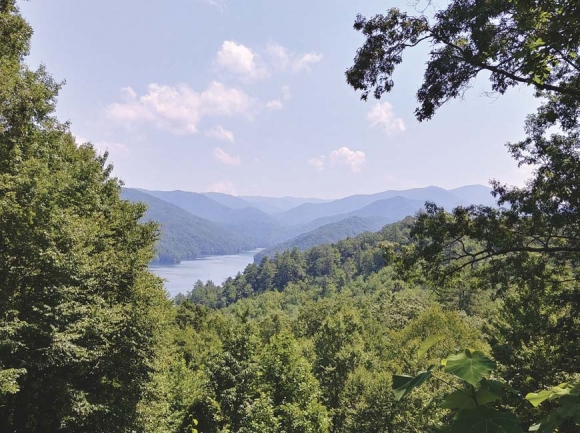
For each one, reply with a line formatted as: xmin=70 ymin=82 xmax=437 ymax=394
xmin=347 ymin=1 xmax=580 ymax=429
xmin=346 ymin=0 xmax=580 ymax=323
xmin=0 ymin=1 xmax=170 ymax=431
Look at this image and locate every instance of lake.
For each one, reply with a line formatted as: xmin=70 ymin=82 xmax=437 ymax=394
xmin=149 ymin=249 xmax=262 ymax=298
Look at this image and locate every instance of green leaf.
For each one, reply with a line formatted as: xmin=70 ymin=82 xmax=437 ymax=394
xmin=526 ymin=383 xmax=572 ymax=407
xmin=392 ymin=369 xmax=433 ymax=401
xmin=444 ymin=350 xmax=496 ymax=386
xmin=450 ymin=407 xmax=523 ymax=433
xmin=482 ymin=379 xmax=510 ymax=396
xmin=529 ymin=38 xmax=545 ymax=49
xmin=476 ymin=385 xmax=502 ymax=406
xmin=417 ymin=335 xmax=445 ymax=359
xmin=557 ymin=396 xmax=580 ymax=422
xmin=442 ymin=390 xmax=477 ymax=409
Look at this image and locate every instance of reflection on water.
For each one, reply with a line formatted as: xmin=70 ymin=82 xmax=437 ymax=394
xmin=149 ymin=249 xmax=262 ymax=298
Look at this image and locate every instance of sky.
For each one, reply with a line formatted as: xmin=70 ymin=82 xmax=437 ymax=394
xmin=20 ymin=0 xmax=537 ymax=199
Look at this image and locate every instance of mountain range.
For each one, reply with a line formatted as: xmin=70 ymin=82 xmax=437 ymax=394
xmin=121 ymin=185 xmax=497 ymax=264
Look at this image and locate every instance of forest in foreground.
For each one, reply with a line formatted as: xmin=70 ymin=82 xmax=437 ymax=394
xmin=1 ymin=0 xmax=579 ymax=432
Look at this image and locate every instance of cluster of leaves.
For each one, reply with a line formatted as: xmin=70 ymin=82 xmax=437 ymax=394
xmin=395 ymin=337 xmax=580 ymax=432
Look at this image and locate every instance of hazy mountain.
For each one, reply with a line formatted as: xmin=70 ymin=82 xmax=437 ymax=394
xmin=239 ymin=195 xmax=330 ymax=214
xmin=275 ymin=185 xmax=493 ymax=225
xmin=128 ymin=185 xmax=495 ymax=262
xmin=141 ymin=190 xmax=239 ymax=221
xmin=449 ymin=184 xmax=497 ymax=207
xmin=256 ymin=196 xmax=425 ymax=261
xmin=254 ymin=216 xmax=389 ymax=262
xmin=121 ymin=189 xmax=250 ymax=264
xmin=137 ymin=189 xmax=287 ymax=247
xmin=343 ymin=196 xmax=425 ymax=219
xmin=202 ymin=192 xmax=254 ymax=209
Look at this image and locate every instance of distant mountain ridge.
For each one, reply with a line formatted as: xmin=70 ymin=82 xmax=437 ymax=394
xmin=122 ymin=185 xmax=496 ymax=264
xmin=254 ymin=216 xmax=389 ymax=262
xmin=120 ymin=189 xmax=250 ymax=264
xmin=140 ymin=189 xmax=287 ymax=246
xmin=274 ymin=185 xmax=496 ymax=226
xmin=255 ymin=196 xmax=427 ymax=261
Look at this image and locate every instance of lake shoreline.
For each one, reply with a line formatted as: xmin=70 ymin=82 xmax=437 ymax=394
xmin=149 ymin=249 xmax=264 ymax=298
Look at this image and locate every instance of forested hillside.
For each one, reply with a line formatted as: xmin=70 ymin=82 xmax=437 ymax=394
xmin=126 ymin=187 xmax=495 ymax=264
xmin=254 ymin=216 xmax=388 ymax=262
xmin=121 ymin=189 xmax=250 ymax=264
xmin=134 ymin=189 xmax=290 ymax=247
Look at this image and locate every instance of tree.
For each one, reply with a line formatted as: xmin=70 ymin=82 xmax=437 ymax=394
xmin=347 ymin=0 xmax=580 ymax=389
xmin=259 ymin=333 xmax=330 ymax=433
xmin=0 ymin=2 xmax=169 ymax=431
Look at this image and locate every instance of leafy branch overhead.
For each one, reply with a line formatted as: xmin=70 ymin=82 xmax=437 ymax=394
xmin=347 ymin=4 xmax=580 ymax=382
xmin=346 ymin=1 xmax=580 ymax=121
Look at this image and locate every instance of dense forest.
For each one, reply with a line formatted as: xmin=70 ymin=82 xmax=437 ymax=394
xmin=1 ymin=1 xmax=580 ymax=432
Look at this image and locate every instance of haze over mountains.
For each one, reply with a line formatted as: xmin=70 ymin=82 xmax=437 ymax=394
xmin=121 ymin=185 xmax=497 ymax=264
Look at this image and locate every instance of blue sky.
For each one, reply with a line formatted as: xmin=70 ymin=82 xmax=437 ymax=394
xmin=20 ymin=0 xmax=537 ymax=199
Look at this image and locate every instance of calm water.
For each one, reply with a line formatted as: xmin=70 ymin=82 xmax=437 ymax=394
xmin=149 ymin=249 xmax=262 ymax=298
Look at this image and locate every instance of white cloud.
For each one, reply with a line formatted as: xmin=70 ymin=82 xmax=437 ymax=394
xmin=215 ymin=41 xmax=268 ymax=81
xmin=74 ymin=135 xmax=89 ymax=146
xmin=204 ymin=0 xmax=225 ymax=11
xmin=367 ymin=102 xmax=406 ymax=135
xmin=308 ymin=147 xmax=367 ymax=173
xmin=205 ymin=125 xmax=235 ymax=142
xmin=267 ymin=43 xmax=323 ymax=73
xmin=293 ymin=52 xmax=324 ymax=72
xmin=93 ymin=141 xmax=130 ymax=157
xmin=213 ymin=147 xmax=241 ymax=166
xmin=266 ymin=99 xmax=283 ymax=111
xmin=207 ymin=180 xmax=237 ymax=195
xmin=281 ymin=86 xmax=292 ymax=101
xmin=212 ymin=41 xmax=321 ymax=81
xmin=308 ymin=156 xmax=326 ymax=171
xmin=106 ymin=81 xmax=252 ymax=135
xmin=330 ymin=147 xmax=366 ymax=172
xmin=74 ymin=134 xmax=129 ymax=158
xmin=266 ymin=44 xmax=291 ymax=70
xmin=120 ymin=86 xmax=137 ymax=101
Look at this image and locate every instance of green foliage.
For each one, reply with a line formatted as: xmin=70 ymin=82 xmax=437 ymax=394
xmin=394 ymin=337 xmax=580 ymax=433
xmin=392 ymin=370 xmax=434 ymax=401
xmin=346 ymin=0 xmax=580 ymax=120
xmin=254 ymin=216 xmax=388 ymax=262
xmin=526 ymin=383 xmax=580 ymax=433
xmin=451 ymin=408 xmax=522 ymax=433
xmin=348 ymin=3 xmax=580 ymax=431
xmin=0 ymin=368 xmax=26 ymax=396
xmin=392 ymin=341 xmax=520 ymax=432
xmin=0 ymin=2 xmax=171 ymax=431
xmin=444 ymin=349 xmax=497 ymax=387
xmin=186 ymin=218 xmax=413 ymax=307
xmin=6 ymin=0 xmax=580 ymax=430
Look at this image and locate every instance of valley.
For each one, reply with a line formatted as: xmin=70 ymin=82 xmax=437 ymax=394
xmin=123 ymin=184 xmax=497 ymax=268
